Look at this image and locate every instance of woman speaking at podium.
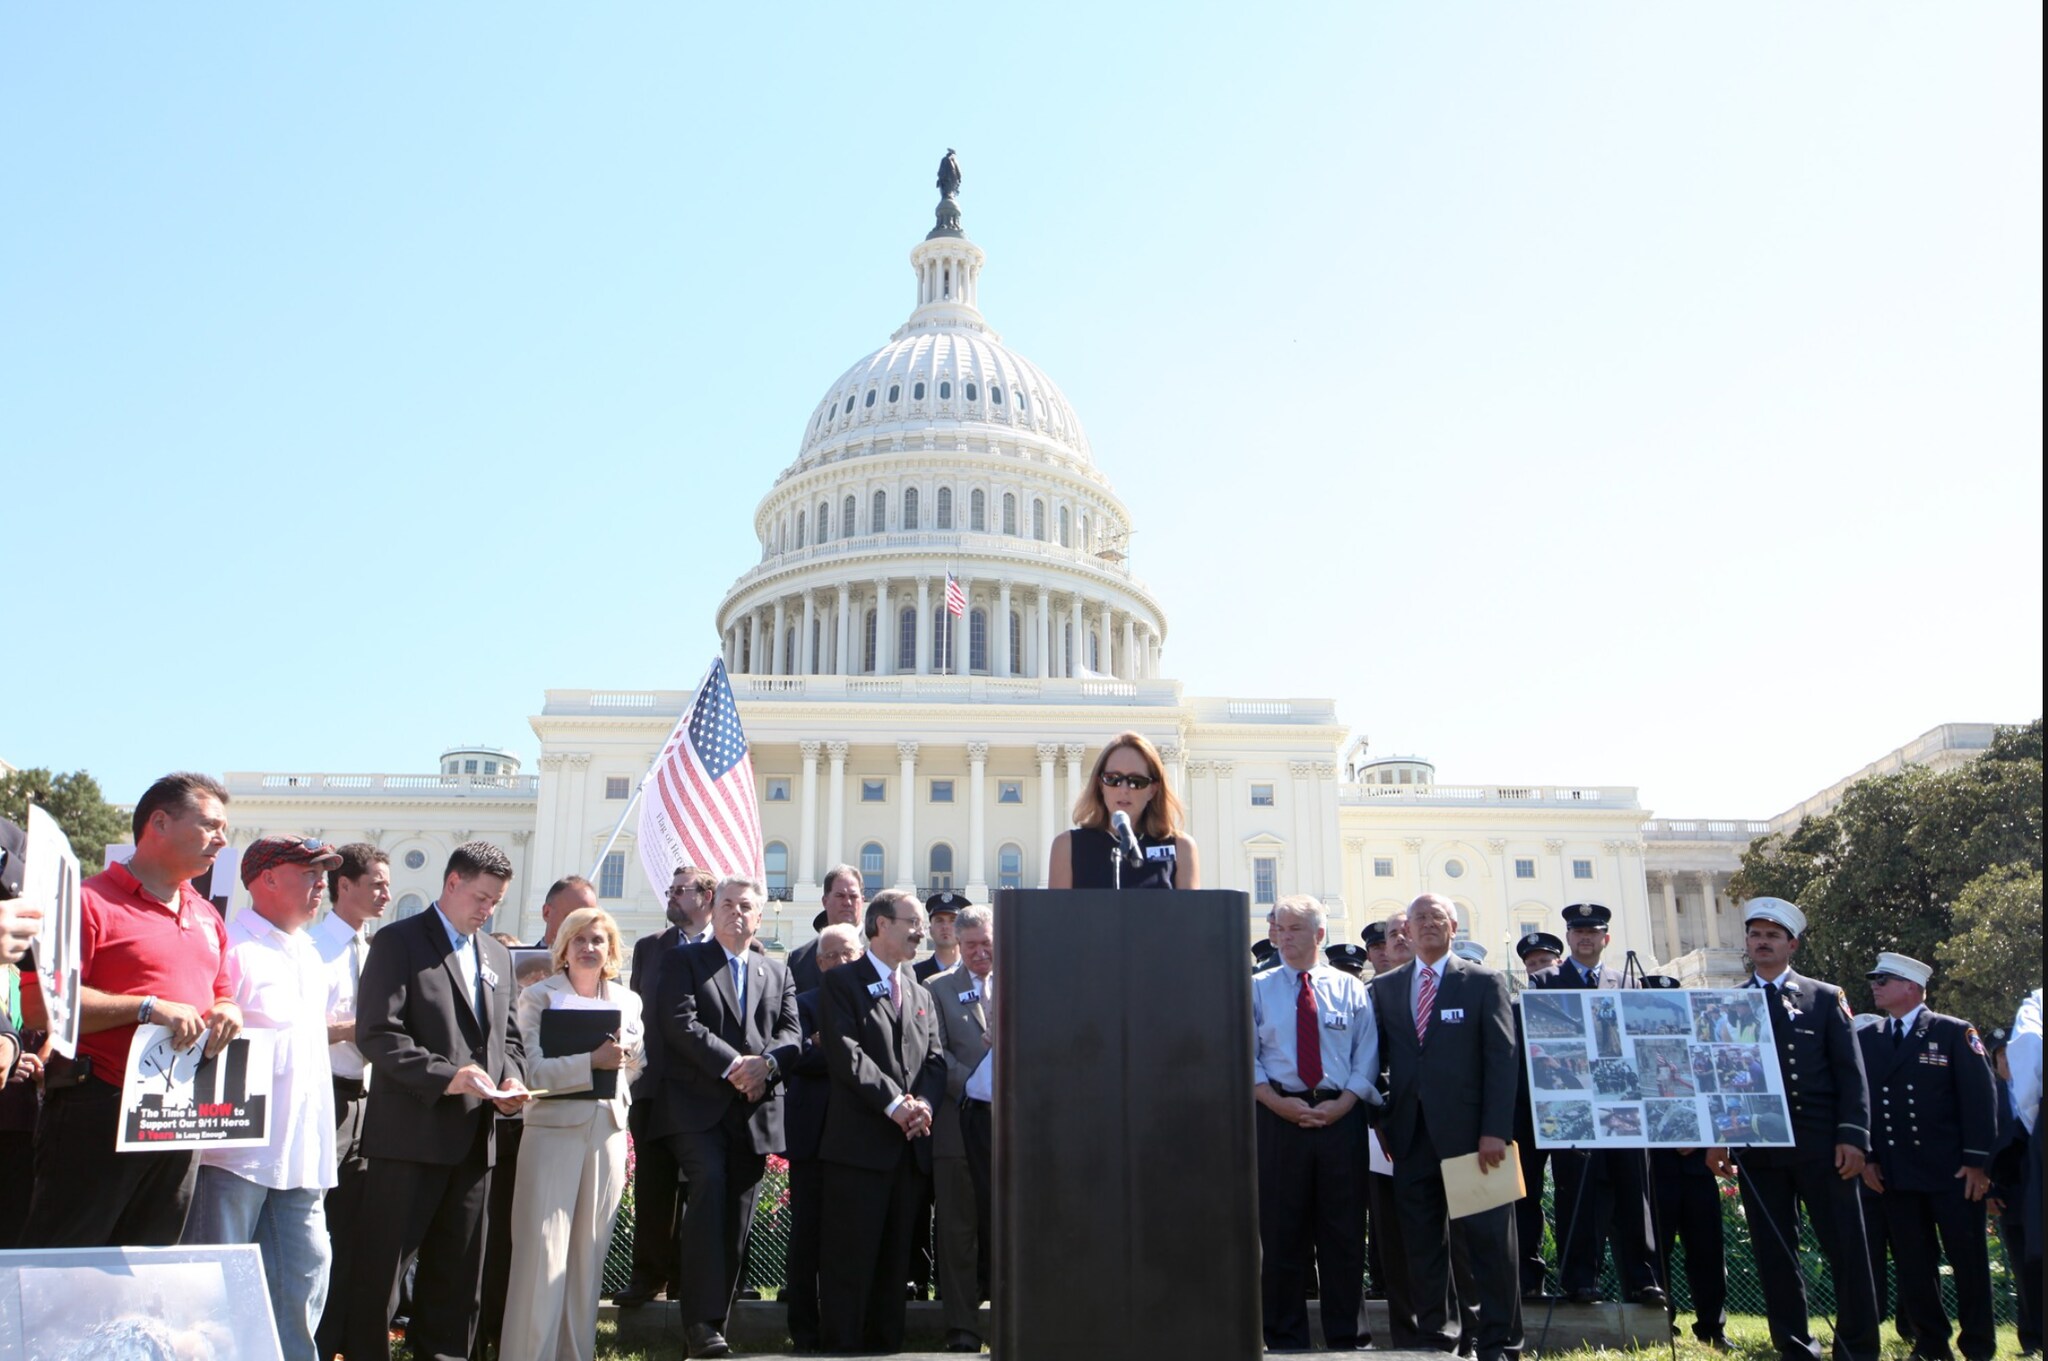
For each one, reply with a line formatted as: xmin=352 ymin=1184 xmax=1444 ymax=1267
xmin=1048 ymin=731 xmax=1200 ymax=890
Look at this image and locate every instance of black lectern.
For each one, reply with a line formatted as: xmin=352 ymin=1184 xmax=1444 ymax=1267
xmin=991 ymin=889 xmax=1260 ymax=1360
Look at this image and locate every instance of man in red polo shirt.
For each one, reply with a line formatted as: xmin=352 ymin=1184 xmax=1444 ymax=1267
xmin=20 ymin=771 xmax=243 ymax=1247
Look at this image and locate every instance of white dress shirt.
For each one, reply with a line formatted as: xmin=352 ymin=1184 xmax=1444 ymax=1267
xmin=1251 ymin=963 xmax=1380 ymax=1102
xmin=434 ymin=905 xmax=483 ymax=1015
xmin=310 ymin=910 xmax=370 ymax=1079
xmin=2011 ymin=988 xmax=2042 ymax=1134
xmin=202 ymin=908 xmax=338 ymax=1190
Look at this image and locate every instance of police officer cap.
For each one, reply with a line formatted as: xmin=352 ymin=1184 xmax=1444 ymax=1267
xmin=1325 ymin=943 xmax=1368 ymax=975
xmin=811 ymin=910 xmax=829 ymax=932
xmin=1743 ymin=896 xmax=1807 ymax=938
xmin=1360 ymin=922 xmax=1389 ymax=949
xmin=1561 ymin=902 xmax=1612 ymax=929
xmin=1516 ymin=932 xmax=1564 ymax=960
xmin=1866 ymin=951 xmax=1932 ymax=988
xmin=1251 ymin=940 xmax=1279 ymax=968
xmin=1451 ymin=939 xmax=1487 ymax=963
xmin=1641 ymin=974 xmax=1682 ymax=990
xmin=924 ymin=891 xmax=971 ymax=917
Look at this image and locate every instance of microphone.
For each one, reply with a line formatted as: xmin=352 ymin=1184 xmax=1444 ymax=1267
xmin=1110 ymin=810 xmax=1144 ymax=864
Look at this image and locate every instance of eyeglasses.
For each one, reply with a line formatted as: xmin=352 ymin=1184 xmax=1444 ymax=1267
xmin=1099 ymin=772 xmax=1156 ymax=790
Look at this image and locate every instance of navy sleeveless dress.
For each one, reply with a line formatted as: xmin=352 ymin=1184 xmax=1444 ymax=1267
xmin=1067 ymin=825 xmax=1177 ymax=890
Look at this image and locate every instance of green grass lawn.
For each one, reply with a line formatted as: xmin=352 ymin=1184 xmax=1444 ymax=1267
xmin=1526 ymin=1314 xmax=2034 ymax=1361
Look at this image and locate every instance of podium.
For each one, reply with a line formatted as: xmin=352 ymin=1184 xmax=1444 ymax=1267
xmin=991 ymin=889 xmax=1260 ymax=1360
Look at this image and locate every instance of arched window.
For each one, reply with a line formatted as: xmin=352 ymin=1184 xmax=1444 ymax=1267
xmin=818 ymin=502 xmax=830 ymax=542
xmin=872 ymin=490 xmax=887 ymax=534
xmin=784 ymin=627 xmax=796 ymax=675
xmin=1080 ymin=513 xmax=1089 ymax=549
xmin=811 ymin=618 xmax=822 ymax=674
xmin=931 ymin=608 xmax=957 ymax=672
xmin=904 ymin=487 xmax=920 ymax=531
xmin=913 ymin=380 xmax=926 ymax=400
xmin=1088 ymin=632 xmax=1099 ymax=672
xmin=936 ymin=487 xmax=952 ymax=530
xmin=795 ymin=510 xmax=805 ymax=548
xmin=864 ymin=388 xmax=876 ymax=408
xmin=844 ymin=393 xmax=855 ymax=414
xmin=897 ymin=608 xmax=917 ymax=671
xmin=964 ymin=381 xmax=978 ymax=403
xmin=843 ymin=495 xmax=856 ymax=539
xmin=970 ymin=489 xmax=986 ymax=531
xmin=863 ymin=609 xmax=877 ymax=673
xmin=1032 ymin=499 xmax=1047 ymax=541
xmin=998 ymin=844 xmax=1023 ymax=891
xmin=395 ymin=892 xmax=425 ymax=919
xmin=928 ymin=843 xmax=954 ymax=892
xmin=1016 ymin=390 xmax=1029 ymax=414
xmin=1063 ymin=622 xmax=1073 ymax=677
xmin=939 ymin=380 xmax=952 ymax=400
xmin=1058 ymin=507 xmax=1070 ymax=547
xmin=860 ymin=842 xmax=885 ymax=896
xmin=888 ymin=383 xmax=901 ymax=403
xmin=765 ymin=842 xmax=789 ymax=899
xmin=1002 ymin=493 xmax=1018 ymax=536
xmin=1009 ymin=611 xmax=1023 ymax=675
xmin=969 ymin=608 xmax=988 ymax=673
xmin=991 ymin=385 xmax=1003 ymax=406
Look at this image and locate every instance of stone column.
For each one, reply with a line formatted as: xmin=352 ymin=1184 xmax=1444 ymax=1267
xmin=1162 ymin=742 xmax=1187 ymax=803
xmin=1035 ymin=588 xmax=1050 ymax=679
xmin=1405 ymin=838 xmax=1426 ymax=897
xmin=916 ymin=577 xmax=932 ymax=677
xmin=966 ymin=741 xmax=990 ymax=901
xmin=1122 ymin=615 xmax=1136 ymax=681
xmin=795 ymin=740 xmax=821 ymax=901
xmin=1698 ymin=871 xmax=1723 ymax=949
xmin=825 ymin=741 xmax=848 ymax=871
xmin=1063 ymin=744 xmax=1086 ymax=828
xmin=801 ymin=590 xmax=817 ymax=676
xmin=996 ymin=581 xmax=1013 ymax=677
xmin=745 ymin=613 xmax=759 ymax=676
xmin=1547 ymin=839 xmax=1568 ymax=906
xmin=1490 ymin=838 xmax=1513 ymax=958
xmin=1036 ymin=742 xmax=1060 ymax=888
xmin=1660 ymin=872 xmax=1682 ymax=960
xmin=771 ymin=598 xmax=787 ymax=676
xmin=874 ymin=580 xmax=893 ymax=676
xmin=895 ymin=741 xmax=919 ymax=891
xmin=1068 ymin=595 xmax=1082 ymax=677
xmin=835 ymin=583 xmax=852 ymax=677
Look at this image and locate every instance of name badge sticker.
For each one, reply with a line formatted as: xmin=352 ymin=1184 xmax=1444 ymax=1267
xmin=867 ymin=981 xmax=891 ymax=999
xmin=1145 ymin=844 xmax=1175 ymax=861
xmin=959 ymin=989 xmax=981 ymax=1005
xmin=1323 ymin=1013 xmax=1348 ymax=1031
xmin=480 ymin=963 xmax=499 ymax=989
xmin=1439 ymin=1008 xmax=1466 ymax=1023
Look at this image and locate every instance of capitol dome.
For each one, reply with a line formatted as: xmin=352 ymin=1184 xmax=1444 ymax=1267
xmin=714 ymin=165 xmax=1167 ymax=689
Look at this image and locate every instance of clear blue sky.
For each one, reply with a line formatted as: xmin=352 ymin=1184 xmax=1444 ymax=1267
xmin=4 ymin=5 xmax=2040 ymax=819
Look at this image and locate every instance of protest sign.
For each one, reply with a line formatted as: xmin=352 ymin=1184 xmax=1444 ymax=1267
xmin=1521 ymin=987 xmax=1794 ymax=1149
xmin=116 ymin=1024 xmax=274 ymax=1151
xmin=24 ymin=805 xmax=81 ymax=1059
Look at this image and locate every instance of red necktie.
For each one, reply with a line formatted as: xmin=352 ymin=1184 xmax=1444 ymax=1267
xmin=1295 ymin=970 xmax=1324 ymax=1089
xmin=1416 ymin=965 xmax=1437 ymax=1045
xmin=888 ymin=969 xmax=901 ymax=1015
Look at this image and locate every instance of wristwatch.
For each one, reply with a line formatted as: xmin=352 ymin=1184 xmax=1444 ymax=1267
xmin=763 ymin=1053 xmax=781 ymax=1083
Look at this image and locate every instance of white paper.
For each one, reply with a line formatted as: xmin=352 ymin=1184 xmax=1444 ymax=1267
xmin=549 ymin=992 xmax=618 ymax=1011
xmin=25 ymin=806 xmax=82 ymax=1059
xmin=1368 ymin=1127 xmax=1393 ymax=1175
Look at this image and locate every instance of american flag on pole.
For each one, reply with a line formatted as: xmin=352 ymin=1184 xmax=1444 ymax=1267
xmin=636 ymin=659 xmax=765 ymax=891
xmin=944 ymin=572 xmax=966 ymax=617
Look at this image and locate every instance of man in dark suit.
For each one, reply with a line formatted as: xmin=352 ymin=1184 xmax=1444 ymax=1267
xmin=653 ymin=876 xmax=802 ymax=1360
xmin=346 ymin=842 xmax=531 ymax=1361
xmin=817 ymin=889 xmax=947 ymax=1354
xmin=1361 ymin=918 xmax=1419 ymax=1339
xmin=1528 ymin=904 xmax=1663 ymax=1307
xmin=789 ymin=864 xmax=864 ymax=995
xmin=616 ymin=864 xmax=716 ymax=1308
xmin=1369 ymin=893 xmax=1522 ymax=1361
xmin=1705 ymin=898 xmax=1879 ymax=1361
xmin=1856 ymin=952 xmax=1999 ymax=1361
xmin=929 ymin=904 xmax=996 ymax=1353
xmin=781 ymin=922 xmax=865 ymax=1353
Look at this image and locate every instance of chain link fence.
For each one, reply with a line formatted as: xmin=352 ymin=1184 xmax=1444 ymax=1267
xmin=603 ymin=1141 xmax=2027 ymax=1325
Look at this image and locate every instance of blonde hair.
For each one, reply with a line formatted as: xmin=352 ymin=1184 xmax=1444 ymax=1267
xmin=550 ymin=906 xmax=624 ymax=980
xmin=1072 ymin=731 xmax=1184 ymax=841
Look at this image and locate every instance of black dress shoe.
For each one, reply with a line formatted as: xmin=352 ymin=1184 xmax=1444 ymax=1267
xmin=1630 ymin=1285 xmax=1668 ymax=1307
xmin=943 ymin=1328 xmax=983 ymax=1352
xmin=612 ymin=1278 xmax=662 ymax=1308
xmin=1567 ymin=1287 xmax=1603 ymax=1305
xmin=684 ymin=1321 xmax=732 ymax=1358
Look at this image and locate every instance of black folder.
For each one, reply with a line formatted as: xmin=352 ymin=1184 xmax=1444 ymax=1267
xmin=538 ymin=1007 xmax=621 ymax=1100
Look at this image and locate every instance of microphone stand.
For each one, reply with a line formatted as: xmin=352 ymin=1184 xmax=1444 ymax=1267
xmin=1111 ymin=840 xmax=1123 ymax=890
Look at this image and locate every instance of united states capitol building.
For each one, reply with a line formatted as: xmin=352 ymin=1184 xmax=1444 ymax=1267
xmin=211 ymin=170 xmax=2001 ymax=984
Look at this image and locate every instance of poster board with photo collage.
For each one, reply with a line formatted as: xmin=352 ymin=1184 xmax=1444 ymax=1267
xmin=1520 ymin=987 xmax=1795 ymax=1148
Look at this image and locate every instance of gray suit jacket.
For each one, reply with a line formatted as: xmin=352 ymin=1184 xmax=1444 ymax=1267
xmin=927 ymin=964 xmax=992 ymax=1160
xmin=1369 ymin=954 xmax=1517 ymax=1173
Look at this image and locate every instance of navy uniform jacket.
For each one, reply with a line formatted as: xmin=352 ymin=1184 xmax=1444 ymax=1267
xmin=1854 ymin=1008 xmax=1997 ymax=1193
xmin=780 ymin=988 xmax=831 ymax=1161
xmin=1531 ymin=959 xmax=1629 ymax=991
xmin=1742 ymin=969 xmax=1870 ymax=1165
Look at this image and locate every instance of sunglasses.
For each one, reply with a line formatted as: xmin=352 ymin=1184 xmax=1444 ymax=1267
xmin=1867 ymin=973 xmax=1901 ymax=985
xmin=1099 ymin=772 xmax=1156 ymax=790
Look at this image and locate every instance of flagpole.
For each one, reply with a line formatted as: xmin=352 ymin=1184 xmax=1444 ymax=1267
xmin=587 ymin=774 xmax=650 ymax=880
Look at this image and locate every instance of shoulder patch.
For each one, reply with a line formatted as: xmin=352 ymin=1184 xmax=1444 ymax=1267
xmin=1839 ymin=991 xmax=1854 ymax=1020
xmin=1967 ymin=1025 xmax=1986 ymax=1056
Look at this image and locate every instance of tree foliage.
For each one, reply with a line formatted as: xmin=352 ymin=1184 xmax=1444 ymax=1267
xmin=1732 ymin=719 xmax=2043 ymax=1028
xmin=1934 ymin=864 xmax=2043 ymax=1036
xmin=0 ymin=767 xmax=131 ymax=875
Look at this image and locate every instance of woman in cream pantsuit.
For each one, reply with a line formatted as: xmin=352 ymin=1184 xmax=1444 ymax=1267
xmin=501 ymin=906 xmax=645 ymax=1361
